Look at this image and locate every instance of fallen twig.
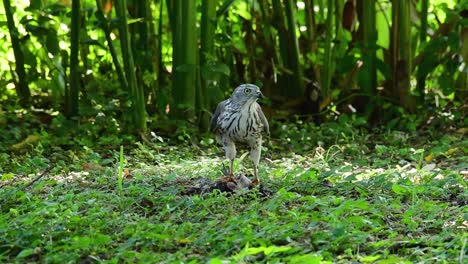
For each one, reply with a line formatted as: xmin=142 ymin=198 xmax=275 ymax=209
xmin=23 ymin=165 xmax=55 ymax=189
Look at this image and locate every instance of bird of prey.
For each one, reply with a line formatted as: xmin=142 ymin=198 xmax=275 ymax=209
xmin=210 ymin=84 xmax=269 ymax=184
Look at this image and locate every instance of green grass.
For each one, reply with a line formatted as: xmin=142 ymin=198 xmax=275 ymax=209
xmin=0 ymin=121 xmax=466 ymax=263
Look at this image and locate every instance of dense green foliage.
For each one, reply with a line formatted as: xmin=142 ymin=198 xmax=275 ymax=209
xmin=0 ymin=0 xmax=467 ymax=262
xmin=0 ymin=0 xmax=466 ymax=130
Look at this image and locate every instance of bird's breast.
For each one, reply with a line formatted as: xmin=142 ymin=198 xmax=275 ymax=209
xmin=218 ymin=103 xmax=264 ymax=142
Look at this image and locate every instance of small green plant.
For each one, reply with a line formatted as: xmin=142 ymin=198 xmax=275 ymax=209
xmin=117 ymin=145 xmax=124 ymax=195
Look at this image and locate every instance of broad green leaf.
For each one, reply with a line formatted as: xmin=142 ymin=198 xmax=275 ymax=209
xmin=94 ymin=233 xmax=112 ymax=245
xmin=360 ymin=254 xmax=381 ymax=262
xmin=290 ymin=254 xmax=322 ymax=264
xmin=392 ymin=184 xmax=409 ymax=195
xmin=16 ymin=248 xmax=34 ymax=258
xmin=72 ymin=236 xmax=92 ymax=249
xmin=375 ymin=144 xmax=388 ymax=154
xmin=234 ymin=3 xmax=251 ymax=20
xmin=376 ymin=5 xmax=389 ymax=48
xmin=208 ymin=258 xmax=223 ymax=264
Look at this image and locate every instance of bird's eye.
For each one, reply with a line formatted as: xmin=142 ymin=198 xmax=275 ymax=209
xmin=244 ymin=88 xmax=251 ymax=94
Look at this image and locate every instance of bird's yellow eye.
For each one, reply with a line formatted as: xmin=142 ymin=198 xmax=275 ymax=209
xmin=244 ymin=88 xmax=251 ymax=94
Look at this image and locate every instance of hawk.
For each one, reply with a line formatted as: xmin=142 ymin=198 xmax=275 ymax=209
xmin=210 ymin=84 xmax=269 ymax=184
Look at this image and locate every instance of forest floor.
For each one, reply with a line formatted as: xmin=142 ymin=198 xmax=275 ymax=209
xmin=0 ymin=115 xmax=467 ymax=263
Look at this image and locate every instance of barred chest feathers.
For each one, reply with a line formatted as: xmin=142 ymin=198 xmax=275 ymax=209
xmin=219 ymin=101 xmax=265 ymax=142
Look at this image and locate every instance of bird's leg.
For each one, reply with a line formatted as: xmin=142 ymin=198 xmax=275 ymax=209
xmin=253 ymin=164 xmax=259 ymax=185
xmin=223 ymin=139 xmax=236 ymax=181
xmin=230 ymin=159 xmax=234 ymax=176
xmin=249 ymin=138 xmax=262 ymax=185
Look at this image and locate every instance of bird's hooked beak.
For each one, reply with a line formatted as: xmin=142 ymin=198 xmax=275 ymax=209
xmin=256 ymin=91 xmax=265 ymax=99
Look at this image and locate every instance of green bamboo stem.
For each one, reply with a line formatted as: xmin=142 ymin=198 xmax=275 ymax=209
xmin=335 ymin=0 xmax=344 ymax=36
xmin=419 ymin=0 xmax=428 ymax=43
xmin=95 ymin=0 xmax=128 ymax=92
xmin=245 ymin=17 xmax=257 ymax=81
xmin=171 ymin=0 xmax=197 ymax=117
xmin=272 ymin=0 xmax=289 ymax=96
xmin=416 ymin=0 xmax=428 ymax=103
xmin=317 ymin=0 xmax=325 ymax=19
xmin=147 ymin=0 xmax=160 ymax=109
xmin=166 ymin=0 xmax=174 ymax=38
xmin=304 ymin=0 xmax=316 ymax=50
xmin=284 ymin=0 xmax=305 ymax=96
xmin=200 ymin=0 xmax=218 ymax=129
xmin=2 ymin=0 xmax=31 ymax=106
xmin=68 ymin=0 xmax=80 ymax=117
xmin=272 ymin=0 xmax=304 ymax=97
xmin=392 ymin=0 xmax=413 ymax=111
xmin=322 ymin=0 xmax=334 ymax=98
xmin=459 ymin=22 xmax=468 ymax=99
xmin=156 ymin=0 xmax=164 ymax=100
xmin=398 ymin=0 xmax=413 ymax=111
xmin=115 ymin=0 xmax=147 ymax=132
xmin=361 ymin=0 xmax=377 ymax=95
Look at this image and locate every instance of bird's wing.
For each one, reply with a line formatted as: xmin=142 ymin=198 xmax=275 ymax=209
xmin=257 ymin=105 xmax=270 ymax=135
xmin=210 ymin=100 xmax=226 ymax=132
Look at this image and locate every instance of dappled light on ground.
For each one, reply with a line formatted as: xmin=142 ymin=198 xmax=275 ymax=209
xmin=1 ymin=124 xmax=466 ymax=263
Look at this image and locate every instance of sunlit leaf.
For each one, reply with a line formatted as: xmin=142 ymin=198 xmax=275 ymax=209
xmin=11 ymin=135 xmax=41 ymax=151
xmin=425 ymin=154 xmax=434 ymax=161
xmin=392 ymin=184 xmax=409 ymax=195
xmin=16 ymin=248 xmax=34 ymax=258
xmin=290 ymin=254 xmax=322 ymax=264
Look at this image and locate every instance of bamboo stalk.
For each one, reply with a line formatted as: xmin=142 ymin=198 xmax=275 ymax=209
xmin=156 ymin=0 xmax=164 ymax=103
xmin=245 ymin=16 xmax=257 ymax=81
xmin=304 ymin=0 xmax=316 ymax=50
xmin=419 ymin=0 xmax=428 ymax=43
xmin=95 ymin=0 xmax=128 ymax=92
xmin=272 ymin=0 xmax=305 ymax=97
xmin=166 ymin=0 xmax=175 ymax=39
xmin=115 ymin=0 xmax=147 ymax=132
xmin=68 ymin=0 xmax=80 ymax=117
xmin=392 ymin=0 xmax=413 ymax=112
xmin=284 ymin=0 xmax=305 ymax=96
xmin=2 ymin=0 xmax=31 ymax=106
xmin=200 ymin=0 xmax=218 ymax=128
xmin=171 ymin=0 xmax=197 ymax=117
xmin=416 ymin=0 xmax=428 ymax=103
xmin=459 ymin=21 xmax=468 ymax=99
xmin=133 ymin=0 xmax=155 ymax=112
xmin=147 ymin=0 xmax=160 ymax=109
xmin=362 ymin=0 xmax=376 ymax=93
xmin=317 ymin=0 xmax=325 ymax=19
xmin=398 ymin=0 xmax=413 ymax=111
xmin=321 ymin=0 xmax=334 ymax=99
xmin=351 ymin=0 xmax=377 ymax=116
xmin=391 ymin=0 xmax=398 ymax=98
xmin=258 ymin=0 xmax=280 ymax=96
xmin=335 ymin=0 xmax=344 ymax=36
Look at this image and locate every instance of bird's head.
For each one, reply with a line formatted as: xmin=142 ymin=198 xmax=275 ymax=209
xmin=231 ymin=84 xmax=264 ymax=105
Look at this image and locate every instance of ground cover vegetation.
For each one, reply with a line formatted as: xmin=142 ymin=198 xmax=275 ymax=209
xmin=0 ymin=0 xmax=467 ymax=263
